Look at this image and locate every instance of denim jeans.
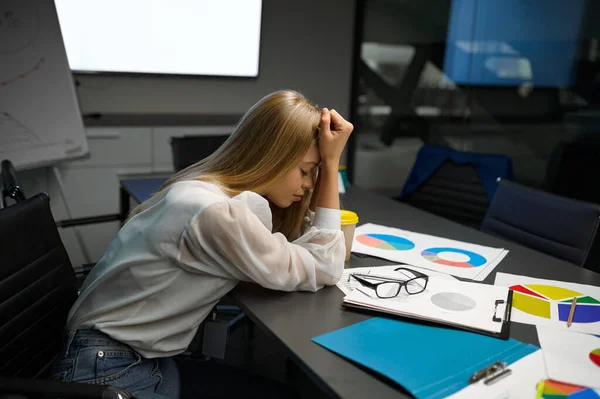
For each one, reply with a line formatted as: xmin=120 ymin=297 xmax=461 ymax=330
xmin=50 ymin=329 xmax=180 ymax=399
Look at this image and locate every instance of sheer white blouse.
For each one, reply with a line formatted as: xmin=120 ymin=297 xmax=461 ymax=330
xmin=67 ymin=180 xmax=345 ymax=358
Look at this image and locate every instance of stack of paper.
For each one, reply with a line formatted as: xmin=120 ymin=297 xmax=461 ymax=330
xmin=351 ymin=223 xmax=508 ymax=281
xmin=536 ymin=327 xmax=600 ymax=391
xmin=493 ymin=273 xmax=600 ymax=394
xmin=342 ymin=274 xmax=512 ymax=337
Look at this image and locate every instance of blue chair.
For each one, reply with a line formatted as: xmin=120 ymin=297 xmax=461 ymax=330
xmin=401 ymin=145 xmax=514 ymax=228
xmin=481 ymin=180 xmax=600 ymax=271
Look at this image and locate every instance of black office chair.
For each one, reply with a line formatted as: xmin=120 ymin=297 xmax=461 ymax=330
xmin=0 ymin=189 xmax=132 ymax=396
xmin=545 ymin=134 xmax=600 ymax=205
xmin=402 ymin=160 xmax=491 ymax=228
xmin=481 ymin=180 xmax=600 ymax=272
xmin=171 ymin=135 xmax=230 ymax=172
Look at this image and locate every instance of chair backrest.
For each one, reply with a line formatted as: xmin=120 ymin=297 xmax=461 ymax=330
xmin=0 ymin=193 xmax=79 ymax=378
xmin=545 ymin=135 xmax=600 ymax=205
xmin=170 ymin=135 xmax=230 ymax=172
xmin=401 ymin=145 xmax=514 ymax=228
xmin=481 ymin=180 xmax=600 ymax=270
xmin=403 ymin=160 xmax=490 ymax=227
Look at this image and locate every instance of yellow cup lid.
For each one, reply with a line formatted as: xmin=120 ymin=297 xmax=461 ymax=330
xmin=341 ymin=210 xmax=359 ymax=225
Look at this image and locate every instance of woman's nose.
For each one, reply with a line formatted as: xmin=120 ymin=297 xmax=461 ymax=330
xmin=302 ymin=176 xmax=314 ymax=191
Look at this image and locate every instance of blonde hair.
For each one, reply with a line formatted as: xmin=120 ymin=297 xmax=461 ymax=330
xmin=127 ymin=90 xmax=321 ymax=240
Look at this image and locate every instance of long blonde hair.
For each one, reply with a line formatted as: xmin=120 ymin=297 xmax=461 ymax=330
xmin=127 ymin=90 xmax=321 ymax=240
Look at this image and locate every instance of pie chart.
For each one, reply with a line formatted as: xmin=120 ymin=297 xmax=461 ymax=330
xmin=355 ymin=234 xmax=415 ymax=251
xmin=541 ymin=379 xmax=600 ymax=398
xmin=510 ymin=284 xmax=600 ymax=323
xmin=421 ymin=247 xmax=487 ymax=268
xmin=590 ymin=349 xmax=600 ymax=368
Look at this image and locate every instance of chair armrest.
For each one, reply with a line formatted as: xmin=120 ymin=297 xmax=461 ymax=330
xmin=0 ymin=376 xmax=132 ymax=399
xmin=80 ymin=263 xmax=96 ymax=276
xmin=73 ymin=263 xmax=96 ymax=289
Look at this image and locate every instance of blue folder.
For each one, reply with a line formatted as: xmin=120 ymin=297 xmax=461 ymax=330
xmin=312 ymin=317 xmax=538 ymax=399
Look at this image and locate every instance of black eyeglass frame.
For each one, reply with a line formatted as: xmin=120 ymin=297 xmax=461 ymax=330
xmin=348 ymin=267 xmax=429 ymax=298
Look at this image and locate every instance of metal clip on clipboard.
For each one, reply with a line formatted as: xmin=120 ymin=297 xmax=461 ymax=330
xmin=469 ymin=361 xmax=513 ymax=386
xmin=492 ymin=299 xmax=506 ymax=323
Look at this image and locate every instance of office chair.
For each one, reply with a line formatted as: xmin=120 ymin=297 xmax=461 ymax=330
xmin=400 ymin=145 xmax=514 ymax=228
xmin=0 ymin=192 xmax=133 ymax=398
xmin=1 ymin=159 xmax=26 ymax=208
xmin=545 ymin=135 xmax=600 ymax=205
xmin=481 ymin=180 xmax=600 ymax=272
xmin=171 ymin=135 xmax=230 ymax=172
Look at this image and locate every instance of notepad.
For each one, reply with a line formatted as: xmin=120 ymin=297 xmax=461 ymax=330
xmin=312 ymin=318 xmax=539 ymax=399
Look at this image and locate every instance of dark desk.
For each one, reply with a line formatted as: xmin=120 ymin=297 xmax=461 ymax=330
xmin=230 ymin=186 xmax=600 ymax=399
xmin=119 ymin=179 xmax=600 ymax=397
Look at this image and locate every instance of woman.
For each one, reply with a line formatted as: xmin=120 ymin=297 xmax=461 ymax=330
xmin=51 ymin=90 xmax=353 ymax=398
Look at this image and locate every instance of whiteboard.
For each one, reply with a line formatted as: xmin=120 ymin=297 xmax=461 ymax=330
xmin=0 ymin=0 xmax=88 ymax=170
xmin=54 ymin=0 xmax=262 ymax=77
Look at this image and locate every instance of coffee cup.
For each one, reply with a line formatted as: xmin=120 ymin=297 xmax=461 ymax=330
xmin=340 ymin=210 xmax=359 ymax=262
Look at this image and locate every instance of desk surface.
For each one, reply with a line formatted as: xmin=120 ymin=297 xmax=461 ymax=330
xmin=120 ymin=178 xmax=600 ymax=398
xmin=230 ymin=185 xmax=600 ymax=399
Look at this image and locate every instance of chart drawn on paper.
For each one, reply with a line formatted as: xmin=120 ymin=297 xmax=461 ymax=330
xmin=430 ymin=292 xmax=477 ymax=312
xmin=0 ymin=1 xmax=41 ymax=54
xmin=0 ymin=112 xmax=46 ymax=153
xmin=540 ymin=380 xmax=600 ymax=399
xmin=356 ymin=234 xmax=415 ymax=251
xmin=496 ymin=273 xmax=600 ymax=335
xmin=511 ymin=284 xmax=600 ymax=324
xmin=421 ymin=247 xmax=487 ymax=268
xmin=1 ymin=1 xmax=42 ymax=87
xmin=352 ymin=223 xmax=508 ymax=281
xmin=590 ymin=349 xmax=600 ymax=368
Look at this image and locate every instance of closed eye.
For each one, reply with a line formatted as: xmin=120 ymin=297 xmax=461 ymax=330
xmin=301 ymin=169 xmax=309 ymax=176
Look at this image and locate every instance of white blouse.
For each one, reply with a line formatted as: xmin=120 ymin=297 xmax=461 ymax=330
xmin=67 ymin=180 xmax=345 ymax=358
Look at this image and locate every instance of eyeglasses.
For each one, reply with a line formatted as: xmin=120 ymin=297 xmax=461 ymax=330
xmin=348 ymin=267 xmax=429 ymax=299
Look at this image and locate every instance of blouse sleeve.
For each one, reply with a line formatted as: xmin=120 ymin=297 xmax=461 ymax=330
xmin=179 ymin=194 xmax=345 ymax=292
xmin=302 ymin=209 xmax=316 ymax=234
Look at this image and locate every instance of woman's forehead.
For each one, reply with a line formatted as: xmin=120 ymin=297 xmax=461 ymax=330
xmin=301 ymin=144 xmax=320 ymax=164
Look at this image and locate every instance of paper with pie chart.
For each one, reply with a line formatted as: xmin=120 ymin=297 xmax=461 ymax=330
xmin=537 ymin=326 xmax=600 ymax=390
xmin=351 ymin=223 xmax=508 ymax=281
xmin=495 ymin=273 xmax=600 ymax=335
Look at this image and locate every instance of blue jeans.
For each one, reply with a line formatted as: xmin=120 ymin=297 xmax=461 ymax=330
xmin=50 ymin=329 xmax=180 ymax=399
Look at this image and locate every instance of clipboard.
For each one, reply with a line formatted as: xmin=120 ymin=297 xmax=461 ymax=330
xmin=342 ymin=275 xmax=513 ymax=339
xmin=466 ymin=291 xmax=513 ymax=339
xmin=312 ymin=317 xmax=538 ymax=399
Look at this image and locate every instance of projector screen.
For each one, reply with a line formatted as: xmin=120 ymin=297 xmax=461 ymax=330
xmin=54 ymin=0 xmax=262 ymax=77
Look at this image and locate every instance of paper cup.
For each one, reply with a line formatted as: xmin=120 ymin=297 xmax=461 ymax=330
xmin=341 ymin=210 xmax=359 ymax=261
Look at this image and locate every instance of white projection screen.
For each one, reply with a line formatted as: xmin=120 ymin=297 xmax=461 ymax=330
xmin=54 ymin=0 xmax=262 ymax=77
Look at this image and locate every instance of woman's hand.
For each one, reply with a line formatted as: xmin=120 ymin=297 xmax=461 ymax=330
xmin=318 ymin=108 xmax=354 ymax=164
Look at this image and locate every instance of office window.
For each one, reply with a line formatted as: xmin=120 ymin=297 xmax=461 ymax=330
xmin=349 ymin=0 xmax=600 ymax=205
